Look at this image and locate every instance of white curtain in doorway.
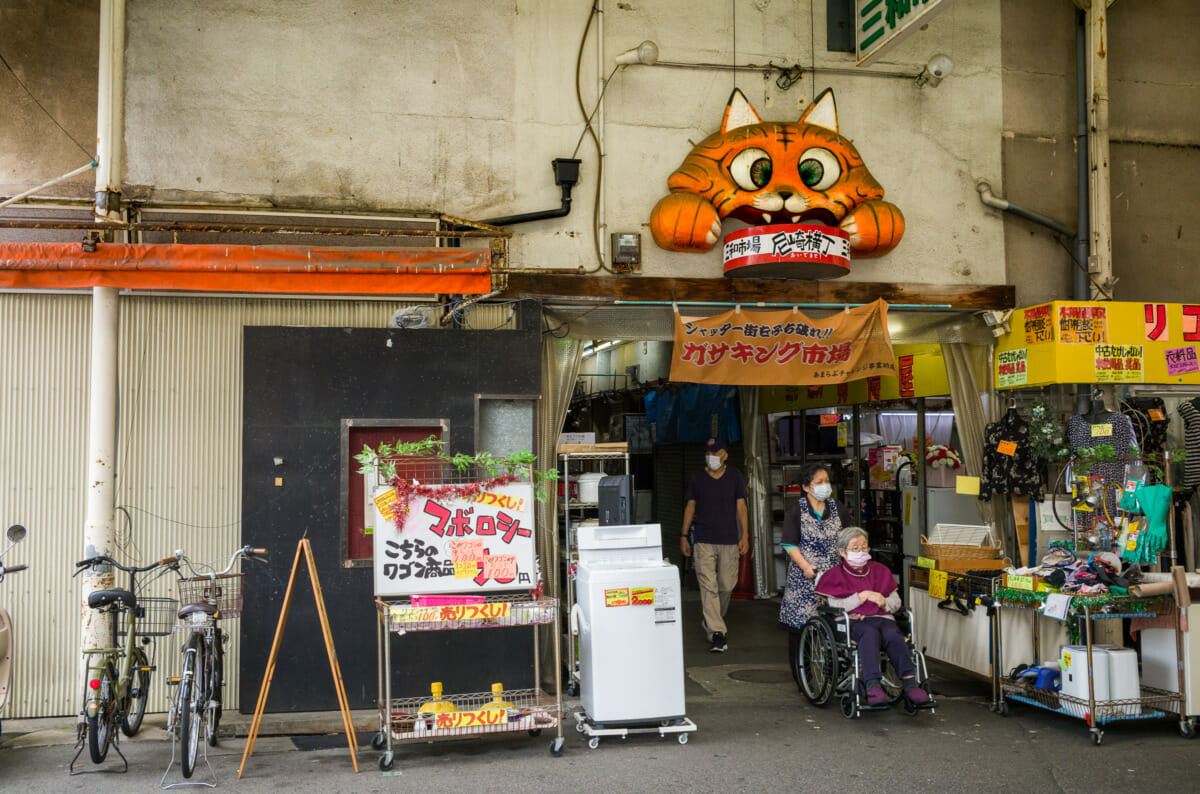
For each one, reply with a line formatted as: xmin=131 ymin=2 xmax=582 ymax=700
xmin=940 ymin=342 xmax=999 ymax=538
xmin=738 ymin=386 xmax=772 ymax=598
xmin=537 ymin=333 xmax=583 ymax=601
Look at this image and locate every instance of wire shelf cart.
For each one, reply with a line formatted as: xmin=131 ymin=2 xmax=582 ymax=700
xmin=373 ymin=593 xmax=564 ymax=770
xmin=990 ymin=590 xmax=1188 ymax=744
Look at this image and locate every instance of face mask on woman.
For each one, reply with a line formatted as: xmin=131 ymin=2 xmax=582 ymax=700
xmin=811 ymin=483 xmax=832 ymax=502
xmin=846 ymin=550 xmax=871 ymax=568
xmin=706 ymin=455 xmax=722 ymax=471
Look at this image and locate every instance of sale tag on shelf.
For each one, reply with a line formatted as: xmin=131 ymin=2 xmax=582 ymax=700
xmin=440 ymin=602 xmax=511 ymax=621
xmin=1090 ymin=423 xmax=1113 ymax=437
xmin=388 ymin=606 xmax=441 ymax=624
xmin=997 ymin=440 xmax=1017 ymax=457
xmin=820 ymin=413 xmax=840 ymax=427
xmin=434 ymin=708 xmax=506 ymax=729
xmin=916 ymin=557 xmax=936 ymax=569
xmin=1007 ymin=574 xmax=1034 ymax=591
xmin=928 ymin=570 xmax=948 ymax=600
xmin=453 ymin=561 xmax=478 ymax=579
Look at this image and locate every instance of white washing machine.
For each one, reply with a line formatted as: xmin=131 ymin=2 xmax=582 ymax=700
xmin=574 ymin=524 xmax=685 ymax=725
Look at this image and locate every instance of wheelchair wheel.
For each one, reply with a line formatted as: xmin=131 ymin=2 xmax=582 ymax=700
xmin=797 ymin=617 xmax=838 ymax=707
xmin=840 ymin=693 xmax=858 ymax=719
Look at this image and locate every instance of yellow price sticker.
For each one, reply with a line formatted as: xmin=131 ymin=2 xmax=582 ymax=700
xmin=928 ymin=570 xmax=948 ymax=600
xmin=916 ymin=557 xmax=936 ymax=569
xmin=1090 ymin=423 xmax=1113 ymax=437
xmin=1007 ymin=574 xmax=1034 ymax=591
xmin=453 ymin=561 xmax=478 ymax=579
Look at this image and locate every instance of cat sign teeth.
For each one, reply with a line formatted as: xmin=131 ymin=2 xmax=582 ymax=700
xmin=763 ymin=213 xmax=773 ymax=224
xmin=791 ymin=215 xmax=801 ymax=223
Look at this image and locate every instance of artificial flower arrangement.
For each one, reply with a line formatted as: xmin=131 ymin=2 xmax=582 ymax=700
xmin=926 ymin=444 xmax=962 ymax=469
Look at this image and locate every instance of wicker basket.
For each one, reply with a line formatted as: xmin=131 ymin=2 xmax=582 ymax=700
xmin=177 ymin=573 xmax=245 ymax=619
xmin=919 ymin=534 xmax=1003 ymax=560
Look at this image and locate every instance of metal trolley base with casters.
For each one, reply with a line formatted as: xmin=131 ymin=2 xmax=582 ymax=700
xmin=374 ymin=594 xmax=565 ymax=772
xmin=573 ymin=711 xmax=697 ymax=749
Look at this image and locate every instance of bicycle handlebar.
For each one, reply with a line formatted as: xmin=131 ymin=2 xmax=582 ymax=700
xmin=72 ymin=554 xmax=169 ymax=575
xmin=173 ymin=544 xmax=268 ymax=580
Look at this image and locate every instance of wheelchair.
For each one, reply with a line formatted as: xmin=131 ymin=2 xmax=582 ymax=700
xmin=794 ymin=602 xmax=936 ymax=719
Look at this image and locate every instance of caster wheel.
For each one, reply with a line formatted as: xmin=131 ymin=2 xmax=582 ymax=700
xmin=566 ymin=681 xmax=579 ymax=697
xmin=588 ymin=736 xmax=600 ymax=750
xmin=371 ymin=732 xmax=387 ymax=750
xmin=550 ymin=737 xmax=564 ymax=757
xmin=378 ymin=752 xmax=394 ymax=772
xmin=1180 ymin=720 xmax=1195 ymax=738
xmin=1091 ymin=732 xmax=1103 ymax=746
xmin=575 ymin=722 xmax=586 ymax=734
xmin=839 ymin=694 xmax=857 ymax=720
xmin=678 ymin=733 xmax=688 ymax=745
xmin=528 ymin=729 xmax=542 ymax=737
xmin=903 ymin=698 xmax=918 ymax=716
xmin=997 ymin=701 xmax=1009 ymax=716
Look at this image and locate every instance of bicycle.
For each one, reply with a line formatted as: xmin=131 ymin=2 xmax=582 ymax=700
xmin=165 ymin=545 xmax=266 ymax=780
xmin=72 ymin=551 xmax=178 ymax=770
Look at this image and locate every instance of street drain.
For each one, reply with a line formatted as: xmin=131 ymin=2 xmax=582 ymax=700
xmin=728 ymin=668 xmax=792 ymax=684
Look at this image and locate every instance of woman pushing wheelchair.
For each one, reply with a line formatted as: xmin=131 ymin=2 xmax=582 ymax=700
xmin=815 ymin=526 xmax=932 ymax=709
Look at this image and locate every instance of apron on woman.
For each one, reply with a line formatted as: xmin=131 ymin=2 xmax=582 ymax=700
xmin=779 ymin=497 xmax=843 ymax=629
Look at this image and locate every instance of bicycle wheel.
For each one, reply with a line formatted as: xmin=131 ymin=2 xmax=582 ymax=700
xmin=179 ymin=635 xmax=204 ymax=779
xmin=120 ymin=647 xmax=151 ymax=737
xmin=206 ymin=629 xmax=223 ymax=746
xmin=87 ymin=665 xmax=115 ymax=763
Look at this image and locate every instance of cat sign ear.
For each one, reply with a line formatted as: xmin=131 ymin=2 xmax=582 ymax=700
xmin=720 ymin=88 xmax=763 ymax=133
xmin=799 ymin=89 xmax=839 ymax=134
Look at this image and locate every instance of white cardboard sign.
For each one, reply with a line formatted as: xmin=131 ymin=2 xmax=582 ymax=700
xmin=372 ymin=482 xmax=537 ymax=596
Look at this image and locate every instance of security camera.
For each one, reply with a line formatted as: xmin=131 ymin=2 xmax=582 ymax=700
xmin=916 ymin=54 xmax=954 ymax=88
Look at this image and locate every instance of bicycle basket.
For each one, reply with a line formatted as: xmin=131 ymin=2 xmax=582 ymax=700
xmin=177 ymin=573 xmax=245 ymax=619
xmin=117 ymin=596 xmax=179 ymax=638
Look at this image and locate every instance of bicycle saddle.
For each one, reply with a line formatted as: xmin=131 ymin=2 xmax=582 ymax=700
xmin=88 ymin=589 xmax=135 ymax=610
xmin=177 ymin=602 xmax=217 ymax=619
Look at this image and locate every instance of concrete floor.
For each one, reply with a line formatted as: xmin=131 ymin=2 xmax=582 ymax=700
xmin=3 ymin=590 xmax=1199 ymax=792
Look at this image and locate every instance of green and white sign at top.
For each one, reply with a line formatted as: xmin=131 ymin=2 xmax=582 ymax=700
xmin=856 ymin=0 xmax=950 ymax=66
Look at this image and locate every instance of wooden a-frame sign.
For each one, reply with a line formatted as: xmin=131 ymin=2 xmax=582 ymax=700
xmin=239 ymin=537 xmax=359 ymax=777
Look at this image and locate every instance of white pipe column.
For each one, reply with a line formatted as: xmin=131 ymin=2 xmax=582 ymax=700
xmin=1084 ymin=0 xmax=1115 ymax=297
xmin=78 ymin=288 xmax=119 ymax=696
xmin=94 ymin=0 xmax=125 ymax=220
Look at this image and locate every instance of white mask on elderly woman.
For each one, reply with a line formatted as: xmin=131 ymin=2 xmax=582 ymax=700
xmin=846 ymin=550 xmax=871 ymax=568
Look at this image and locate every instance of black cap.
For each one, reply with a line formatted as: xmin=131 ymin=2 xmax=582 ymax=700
xmin=705 ymin=438 xmax=728 ymax=454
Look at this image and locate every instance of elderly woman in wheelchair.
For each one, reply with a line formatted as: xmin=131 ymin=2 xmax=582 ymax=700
xmin=795 ymin=526 xmax=935 ymax=718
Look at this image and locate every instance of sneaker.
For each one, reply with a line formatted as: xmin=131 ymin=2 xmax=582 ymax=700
xmin=709 ymin=632 xmax=727 ymax=653
xmin=865 ymin=686 xmax=888 ymax=706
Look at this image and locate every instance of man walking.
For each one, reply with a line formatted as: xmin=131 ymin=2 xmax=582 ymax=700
xmin=680 ymin=438 xmax=749 ymax=652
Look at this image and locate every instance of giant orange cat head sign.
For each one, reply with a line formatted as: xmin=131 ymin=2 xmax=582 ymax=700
xmin=649 ymin=88 xmax=903 ymax=279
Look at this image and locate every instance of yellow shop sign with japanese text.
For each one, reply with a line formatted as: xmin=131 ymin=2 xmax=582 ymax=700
xmin=995 ymin=301 xmax=1200 ymax=387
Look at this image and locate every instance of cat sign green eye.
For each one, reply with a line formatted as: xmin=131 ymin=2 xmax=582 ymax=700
xmin=729 ymin=147 xmax=773 ymax=190
xmin=798 ymin=148 xmax=840 ymax=191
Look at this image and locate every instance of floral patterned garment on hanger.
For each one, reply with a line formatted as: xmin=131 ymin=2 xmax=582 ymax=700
xmin=1067 ymin=411 xmax=1138 ymax=533
xmin=980 ymin=408 xmax=1044 ymax=502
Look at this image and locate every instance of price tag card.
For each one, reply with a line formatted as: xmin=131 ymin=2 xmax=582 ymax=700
xmin=820 ymin=413 xmax=840 ymax=427
xmin=1007 ymin=574 xmax=1034 ymax=591
xmin=916 ymin=556 xmax=936 ymax=569
xmin=453 ymin=561 xmax=478 ymax=579
xmin=605 ymin=588 xmax=630 ymax=607
xmin=997 ymin=440 xmax=1017 ymax=457
xmin=1149 ymin=408 xmax=1166 ymax=421
xmin=1090 ymin=423 xmax=1113 ymax=437
xmin=956 ymin=476 xmax=981 ymax=496
xmin=434 ymin=708 xmax=506 ymax=729
xmin=929 ymin=570 xmax=948 ymax=600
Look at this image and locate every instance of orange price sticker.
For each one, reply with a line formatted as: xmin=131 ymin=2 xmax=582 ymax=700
xmin=482 ymin=555 xmax=517 ymax=582
xmin=997 ymin=440 xmax=1017 ymax=457
xmin=373 ymin=487 xmax=398 ymax=516
xmin=451 ymin=539 xmax=485 ymax=563
xmin=1149 ymin=408 xmax=1166 ymax=421
xmin=605 ymin=588 xmax=630 ymax=607
xmin=819 ymin=413 xmax=840 ymax=427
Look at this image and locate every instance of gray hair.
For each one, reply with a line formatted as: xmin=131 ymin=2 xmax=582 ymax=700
xmin=836 ymin=526 xmax=869 ymax=551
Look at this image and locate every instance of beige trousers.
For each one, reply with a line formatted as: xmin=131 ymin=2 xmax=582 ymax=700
xmin=693 ymin=542 xmax=740 ymax=638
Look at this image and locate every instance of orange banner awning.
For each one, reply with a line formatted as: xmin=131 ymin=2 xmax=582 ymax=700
xmin=669 ymin=299 xmax=897 ymax=385
xmin=0 ymin=242 xmax=491 ymax=295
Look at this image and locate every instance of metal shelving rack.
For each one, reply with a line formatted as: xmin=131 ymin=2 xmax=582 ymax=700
xmin=373 ymin=592 xmax=564 ymax=770
xmin=559 ymin=448 xmax=630 ymax=696
xmin=990 ymin=591 xmax=1188 ymax=744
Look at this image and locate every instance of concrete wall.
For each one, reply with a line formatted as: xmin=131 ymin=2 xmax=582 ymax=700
xmin=1001 ymin=0 xmax=1200 ymax=305
xmin=1 ymin=0 xmax=1005 ymax=286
